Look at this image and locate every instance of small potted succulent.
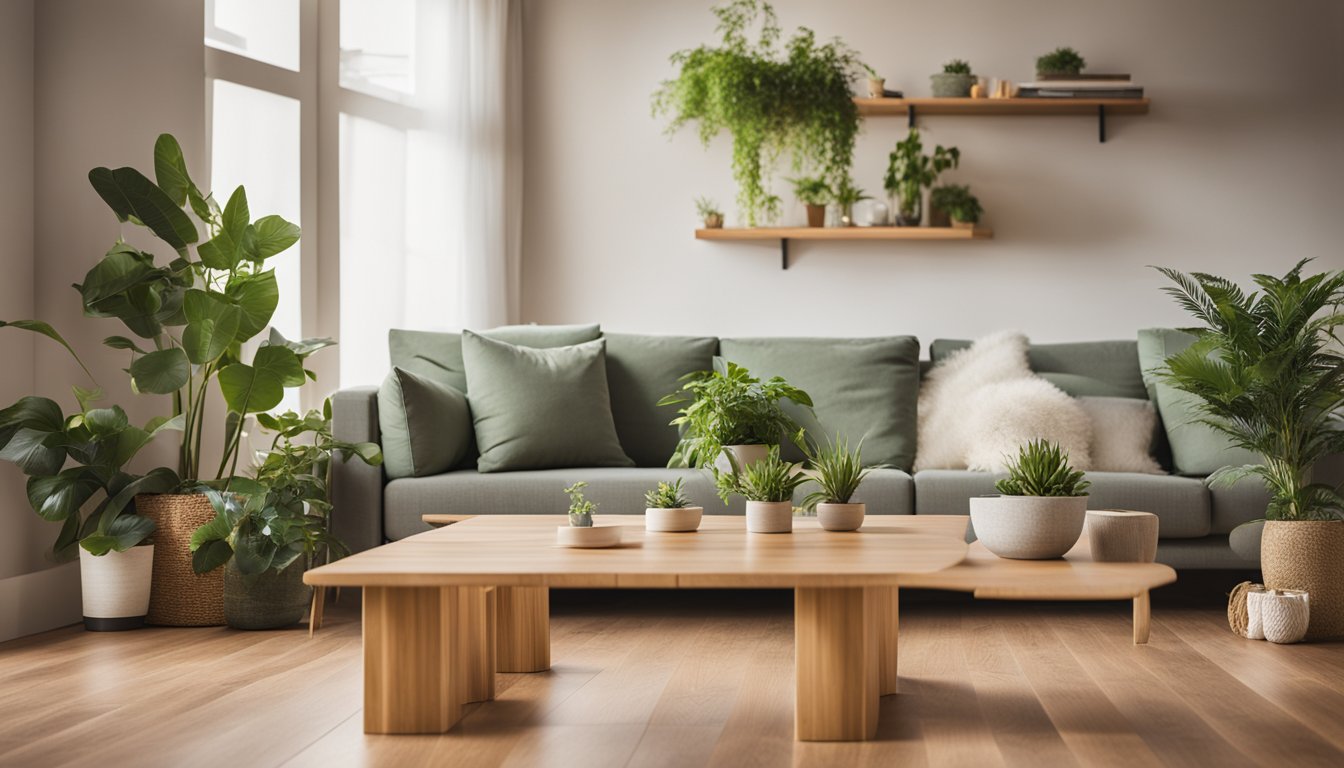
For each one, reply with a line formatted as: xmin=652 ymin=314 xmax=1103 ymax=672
xmin=556 ymin=481 xmax=621 ymax=547
xmin=790 ymin=176 xmax=832 ymax=228
xmin=969 ymin=439 xmax=1091 ymax=559
xmin=644 ymin=478 xmax=703 ymax=532
xmin=802 ymin=437 xmax=871 ymax=532
xmin=1036 ymin=47 xmax=1086 ymax=79
xmin=930 ymin=184 xmax=983 ymax=229
xmin=695 ymin=196 xmax=724 ymax=229
xmin=931 ymin=59 xmax=975 ymax=97
xmin=862 ymin=62 xmax=885 ymax=99
xmin=717 ymin=446 xmax=808 ymax=534
xmin=832 ymin=176 xmax=870 ymax=227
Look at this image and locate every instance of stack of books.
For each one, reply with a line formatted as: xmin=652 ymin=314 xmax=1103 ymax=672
xmin=1017 ymin=74 xmax=1143 ymax=100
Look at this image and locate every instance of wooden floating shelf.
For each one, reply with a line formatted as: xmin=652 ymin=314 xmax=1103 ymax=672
xmin=855 ymin=97 xmax=1150 ymax=142
xmin=696 ymin=226 xmax=992 ymax=269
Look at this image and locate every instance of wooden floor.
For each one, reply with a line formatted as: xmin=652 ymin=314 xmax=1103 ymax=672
xmin=1 ymin=588 xmax=1342 ymax=768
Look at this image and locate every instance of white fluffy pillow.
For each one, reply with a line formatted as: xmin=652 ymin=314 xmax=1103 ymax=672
xmin=963 ymin=378 xmax=1094 ymax=472
xmin=1078 ymin=397 xmax=1164 ymax=474
xmin=916 ymin=331 xmax=1033 ymax=471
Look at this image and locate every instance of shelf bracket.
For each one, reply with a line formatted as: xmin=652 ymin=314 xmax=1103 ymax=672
xmin=1098 ymin=104 xmax=1106 ymax=143
xmin=781 ymin=237 xmax=790 ymax=270
xmin=908 ymin=104 xmax=917 ymax=129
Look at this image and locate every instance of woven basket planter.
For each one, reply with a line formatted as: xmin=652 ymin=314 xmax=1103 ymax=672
xmin=136 ymin=493 xmax=225 ymax=626
xmin=1262 ymin=519 xmax=1344 ymax=640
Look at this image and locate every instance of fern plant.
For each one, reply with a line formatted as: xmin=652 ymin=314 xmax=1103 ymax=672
xmin=717 ymin=445 xmax=808 ymax=503
xmin=1154 ymin=261 xmax=1344 ymax=521
xmin=644 ymin=478 xmax=692 ymax=509
xmin=790 ymin=176 xmax=832 ymax=206
xmin=1036 ymin=47 xmax=1085 ymax=76
xmin=995 ymin=440 xmax=1091 ymax=497
xmin=564 ymin=481 xmax=597 ymax=527
xmin=801 ymin=436 xmax=871 ymax=511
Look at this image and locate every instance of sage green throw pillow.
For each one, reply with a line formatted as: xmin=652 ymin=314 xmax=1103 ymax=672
xmin=462 ymin=332 xmax=634 ymax=473
xmin=377 ymin=367 xmax=474 ymax=479
xmin=389 ymin=323 xmax=602 ymax=392
xmin=718 ymin=336 xmax=921 ymax=471
xmin=1137 ymin=328 xmax=1260 ymax=476
xmin=604 ymin=333 xmax=718 ymax=468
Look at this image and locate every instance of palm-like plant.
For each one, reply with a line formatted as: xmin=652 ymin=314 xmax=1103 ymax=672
xmin=1154 ymin=260 xmax=1344 ymax=521
xmin=801 ymin=436 xmax=871 ymax=512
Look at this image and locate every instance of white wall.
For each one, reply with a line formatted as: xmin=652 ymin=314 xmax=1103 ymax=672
xmin=521 ymin=0 xmax=1344 ymax=342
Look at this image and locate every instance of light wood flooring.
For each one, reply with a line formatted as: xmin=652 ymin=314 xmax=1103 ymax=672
xmin=1 ymin=588 xmax=1342 ymax=767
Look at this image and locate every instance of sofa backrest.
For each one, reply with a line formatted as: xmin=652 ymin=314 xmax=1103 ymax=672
xmin=603 ymin=333 xmax=718 ymax=468
xmin=928 ymin=338 xmax=1149 ymax=400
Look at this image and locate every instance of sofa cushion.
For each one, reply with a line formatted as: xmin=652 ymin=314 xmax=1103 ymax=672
xmin=377 ymin=367 xmax=474 ymax=479
xmin=462 ymin=333 xmax=632 ymax=473
xmin=1208 ymin=475 xmax=1271 ymax=535
xmin=913 ymin=469 xmax=1211 ymax=538
xmin=718 ymin=336 xmax=921 ymax=471
xmin=389 ymin=323 xmax=602 ymax=392
xmin=604 ymin=333 xmax=718 ymax=468
xmin=931 ymin=338 xmax=1148 ymax=400
xmin=1077 ymin=397 xmax=1163 ymax=474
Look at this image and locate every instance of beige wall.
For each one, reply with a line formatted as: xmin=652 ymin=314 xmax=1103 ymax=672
xmin=521 ymin=0 xmax=1344 ymax=341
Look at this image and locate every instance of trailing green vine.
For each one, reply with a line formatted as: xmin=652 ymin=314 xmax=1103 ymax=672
xmin=652 ymin=0 xmax=861 ymax=226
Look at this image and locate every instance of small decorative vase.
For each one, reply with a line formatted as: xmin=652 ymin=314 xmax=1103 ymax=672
xmin=1259 ymin=589 xmax=1310 ymax=644
xmin=805 ymin=204 xmax=825 ymax=228
xmin=896 ymin=194 xmax=921 ymax=227
xmin=1086 ymin=510 xmax=1158 ymax=563
xmin=930 ymin=72 xmax=974 ymax=98
xmin=223 ymin=559 xmax=312 ymax=631
xmin=1244 ymin=584 xmax=1268 ymax=639
xmin=970 ymin=80 xmax=987 ymax=98
xmin=864 ymin=200 xmax=890 ymax=226
xmin=817 ymin=503 xmax=865 ymax=532
xmin=715 ymin=444 xmax=770 ymax=475
xmin=645 ymin=506 xmax=703 ymax=533
xmin=969 ymin=495 xmax=1088 ymax=559
xmin=866 ymin=77 xmax=885 ymax=98
xmin=746 ymin=501 xmax=793 ymax=534
xmin=569 ymin=512 xmax=593 ymax=528
xmin=79 ymin=545 xmax=154 ymax=631
xmin=556 ymin=525 xmax=622 ymax=548
xmin=1261 ymin=520 xmax=1344 ymax=639
xmin=703 ymin=214 xmax=723 ymax=229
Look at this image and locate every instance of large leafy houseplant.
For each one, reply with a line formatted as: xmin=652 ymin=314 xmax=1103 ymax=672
xmin=653 ymin=0 xmax=861 ymax=226
xmin=884 ymin=128 xmax=959 ymax=226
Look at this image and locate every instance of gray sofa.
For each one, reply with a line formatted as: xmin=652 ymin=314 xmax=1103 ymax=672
xmin=330 ymin=332 xmax=1305 ymax=570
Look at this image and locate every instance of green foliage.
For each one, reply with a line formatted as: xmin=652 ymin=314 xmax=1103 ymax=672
xmin=995 ymin=440 xmax=1091 ymax=497
xmin=790 ymin=176 xmax=833 ymax=206
xmin=930 ymin=184 xmax=983 ymax=223
xmin=190 ymin=401 xmax=383 ymax=575
xmin=695 ymin=196 xmax=723 ymax=219
xmin=658 ymin=359 xmax=813 ymax=469
xmin=564 ymin=481 xmax=597 ymax=527
xmin=644 ymin=478 xmax=692 ymax=509
xmin=1154 ymin=261 xmax=1344 ymax=521
xmin=716 ymin=445 xmax=808 ymax=502
xmin=801 ymin=435 xmax=871 ymax=510
xmin=884 ymin=128 xmax=960 ymax=216
xmin=652 ymin=0 xmax=861 ymax=225
xmin=942 ymin=59 xmax=972 ymax=75
xmin=831 ymin=177 xmax=869 ymax=207
xmin=1036 ymin=47 xmax=1086 ymax=75
xmin=862 ymin=62 xmax=880 ymax=79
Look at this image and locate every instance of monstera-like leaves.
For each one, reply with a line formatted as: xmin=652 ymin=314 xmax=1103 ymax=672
xmin=218 ymin=344 xmax=305 ymax=415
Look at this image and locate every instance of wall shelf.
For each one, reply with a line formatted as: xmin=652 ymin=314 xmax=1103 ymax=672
xmin=695 ymin=226 xmax=992 ymax=270
xmin=854 ymin=97 xmax=1150 ymax=143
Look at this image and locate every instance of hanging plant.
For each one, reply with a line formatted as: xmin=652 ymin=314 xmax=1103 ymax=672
xmin=652 ymin=0 xmax=861 ymax=226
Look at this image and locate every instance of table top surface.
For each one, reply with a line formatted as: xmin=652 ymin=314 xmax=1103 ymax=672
xmin=305 ymin=515 xmax=1176 ymax=595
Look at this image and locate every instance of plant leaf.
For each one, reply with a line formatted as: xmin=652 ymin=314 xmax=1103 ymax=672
xmin=27 ymin=468 xmax=101 ymax=522
xmin=228 ymin=271 xmax=279 ymax=342
xmin=81 ymin=514 xmax=156 ymax=555
xmin=249 ymin=215 xmax=300 ymax=260
xmin=129 ymin=348 xmax=190 ymax=395
xmin=181 ymin=289 xmax=242 ymax=364
xmin=218 ymin=345 xmax=303 ymax=414
xmin=153 ymin=133 xmax=195 ymax=207
xmin=0 ymin=320 xmax=94 ymax=380
xmin=88 ymin=166 xmax=199 ymax=252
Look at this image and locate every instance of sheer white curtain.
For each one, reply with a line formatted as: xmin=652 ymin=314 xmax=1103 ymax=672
xmin=338 ymin=0 xmax=522 ymax=387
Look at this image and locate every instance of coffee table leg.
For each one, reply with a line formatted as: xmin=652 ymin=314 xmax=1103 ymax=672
xmin=1133 ymin=590 xmax=1151 ymax=645
xmin=875 ymin=586 xmax=899 ymax=695
xmin=794 ymin=587 xmax=880 ymax=742
xmin=496 ymin=586 xmax=551 ymax=672
xmin=363 ymin=586 xmax=471 ymax=734
xmin=450 ymin=587 xmax=497 ymax=702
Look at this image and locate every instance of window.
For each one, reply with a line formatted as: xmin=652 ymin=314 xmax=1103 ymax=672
xmin=205 ymin=0 xmax=301 ymax=72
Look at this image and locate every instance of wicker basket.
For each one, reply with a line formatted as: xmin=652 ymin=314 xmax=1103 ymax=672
xmin=136 ymin=493 xmax=224 ymax=626
xmin=1262 ymin=520 xmax=1344 ymax=640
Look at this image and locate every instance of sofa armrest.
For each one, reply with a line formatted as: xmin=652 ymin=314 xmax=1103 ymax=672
xmin=331 ymin=386 xmax=385 ymax=554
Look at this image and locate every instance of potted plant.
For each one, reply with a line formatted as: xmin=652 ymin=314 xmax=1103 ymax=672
xmin=1036 ymin=47 xmax=1086 ymax=79
xmin=653 ymin=0 xmax=861 ymax=226
xmin=717 ymin=445 xmax=808 ymax=533
xmin=644 ymin=478 xmax=703 ymax=532
xmin=189 ymin=403 xmax=382 ymax=630
xmin=556 ymin=481 xmax=621 ymax=547
xmin=658 ymin=359 xmax=812 ymax=479
xmin=832 ymin=176 xmax=870 ymax=227
xmin=1155 ymin=261 xmax=1344 ymax=639
xmin=930 ymin=184 xmax=983 ymax=229
xmin=931 ymin=59 xmax=975 ymax=98
xmin=884 ymin=128 xmax=959 ymax=226
xmin=801 ymin=436 xmax=871 ymax=532
xmin=862 ymin=62 xmax=884 ymax=98
xmin=790 ymin=176 xmax=832 ymax=227
xmin=969 ymin=440 xmax=1091 ymax=559
xmin=696 ymin=196 xmax=724 ymax=229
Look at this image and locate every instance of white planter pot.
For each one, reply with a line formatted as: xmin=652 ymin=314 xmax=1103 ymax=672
xmin=817 ymin=502 xmax=865 ymax=532
xmin=79 ymin=545 xmax=154 ymax=631
xmin=1255 ymin=589 xmax=1310 ymax=644
xmin=746 ymin=500 xmax=793 ymax=534
xmin=715 ymin=444 xmax=770 ymax=475
xmin=556 ymin=525 xmax=622 ymax=548
xmin=645 ymin=506 xmax=703 ymax=532
xmin=969 ymin=495 xmax=1087 ymax=559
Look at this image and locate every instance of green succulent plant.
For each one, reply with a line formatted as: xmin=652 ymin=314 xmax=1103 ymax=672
xmin=716 ymin=445 xmax=808 ymax=503
xmin=645 ymin=478 xmax=693 ymax=509
xmin=995 ymin=440 xmax=1091 ymax=497
xmin=801 ymin=435 xmax=871 ymax=511
xmin=564 ymin=481 xmax=597 ymax=527
xmin=942 ymin=59 xmax=972 ymax=75
xmin=1036 ymin=47 xmax=1086 ymax=76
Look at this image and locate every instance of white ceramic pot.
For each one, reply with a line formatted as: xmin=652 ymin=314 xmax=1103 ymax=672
xmin=969 ymin=495 xmax=1087 ymax=559
xmin=1259 ymin=589 xmax=1310 ymax=644
xmin=79 ymin=545 xmax=154 ymax=631
xmin=746 ymin=501 xmax=793 ymax=534
xmin=645 ymin=506 xmax=703 ymax=532
xmin=715 ymin=444 xmax=770 ymax=475
xmin=556 ymin=525 xmax=622 ymax=548
xmin=817 ymin=502 xmax=865 ymax=532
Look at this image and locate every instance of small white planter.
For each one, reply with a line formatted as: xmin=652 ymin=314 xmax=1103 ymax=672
xmin=969 ymin=495 xmax=1087 ymax=559
xmin=1255 ymin=589 xmax=1310 ymax=644
xmin=79 ymin=545 xmax=154 ymax=631
xmin=556 ymin=525 xmax=622 ymax=548
xmin=746 ymin=500 xmax=793 ymax=534
xmin=715 ymin=444 xmax=770 ymax=475
xmin=645 ymin=506 xmax=703 ymax=532
xmin=817 ymin=502 xmax=865 ymax=532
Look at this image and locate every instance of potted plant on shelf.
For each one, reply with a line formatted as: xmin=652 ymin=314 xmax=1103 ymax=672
xmin=1036 ymin=47 xmax=1086 ymax=79
xmin=801 ymin=436 xmax=872 ymax=532
xmin=1155 ymin=261 xmax=1344 ymax=639
xmin=717 ymin=445 xmax=808 ymax=533
xmin=556 ymin=481 xmax=622 ymax=547
xmin=832 ymin=176 xmax=870 ymax=227
xmin=969 ymin=440 xmax=1091 ymax=559
xmin=189 ymin=402 xmax=382 ymax=630
xmin=931 ymin=59 xmax=975 ymax=98
xmin=862 ymin=62 xmax=884 ymax=99
xmin=790 ymin=177 xmax=832 ymax=227
xmin=930 ymin=184 xmax=983 ymax=230
xmin=644 ymin=478 xmax=703 ymax=532
xmin=653 ymin=0 xmax=861 ymax=226
xmin=658 ymin=359 xmax=812 ymax=478
xmin=696 ymin=196 xmax=724 ymax=229
xmin=884 ymin=128 xmax=959 ymax=227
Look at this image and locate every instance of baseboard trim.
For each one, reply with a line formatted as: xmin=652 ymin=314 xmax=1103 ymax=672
xmin=0 ymin=561 xmax=81 ymax=642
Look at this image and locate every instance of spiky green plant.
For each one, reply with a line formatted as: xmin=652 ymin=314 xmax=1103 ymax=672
xmin=801 ymin=436 xmax=871 ymax=511
xmin=645 ymin=478 xmax=692 ymax=509
xmin=995 ymin=440 xmax=1091 ymax=497
xmin=717 ymin=445 xmax=808 ymax=504
xmin=1154 ymin=260 xmax=1344 ymax=521
xmin=942 ymin=59 xmax=972 ymax=75
xmin=564 ymin=481 xmax=597 ymax=527
xmin=1036 ymin=47 xmax=1086 ymax=76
